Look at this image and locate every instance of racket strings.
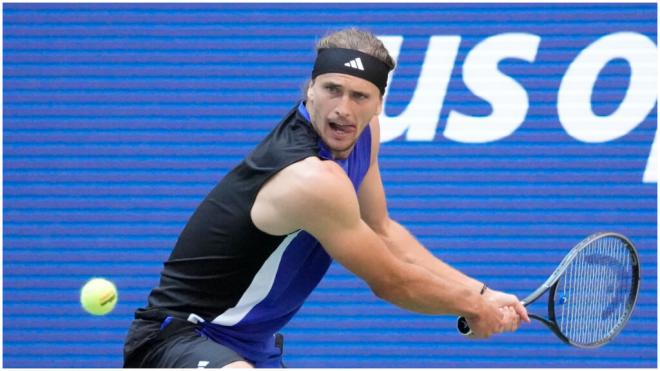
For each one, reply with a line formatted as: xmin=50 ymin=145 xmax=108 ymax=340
xmin=557 ymin=237 xmax=634 ymax=346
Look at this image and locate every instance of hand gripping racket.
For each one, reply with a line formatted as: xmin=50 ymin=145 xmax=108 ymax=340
xmin=457 ymin=232 xmax=640 ymax=348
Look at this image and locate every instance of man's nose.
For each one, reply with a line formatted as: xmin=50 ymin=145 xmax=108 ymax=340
xmin=334 ymin=94 xmax=352 ymax=118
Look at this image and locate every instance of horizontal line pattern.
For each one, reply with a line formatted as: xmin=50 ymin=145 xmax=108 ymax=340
xmin=3 ymin=3 xmax=656 ymax=369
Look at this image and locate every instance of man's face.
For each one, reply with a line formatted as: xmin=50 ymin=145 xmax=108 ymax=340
xmin=306 ymin=73 xmax=382 ymax=160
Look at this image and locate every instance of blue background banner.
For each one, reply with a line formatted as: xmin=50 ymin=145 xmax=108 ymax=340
xmin=3 ymin=3 xmax=657 ymax=368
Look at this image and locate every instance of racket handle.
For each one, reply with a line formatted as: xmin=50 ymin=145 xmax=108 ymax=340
xmin=457 ymin=283 xmax=488 ymax=336
xmin=456 ymin=316 xmax=472 ymax=336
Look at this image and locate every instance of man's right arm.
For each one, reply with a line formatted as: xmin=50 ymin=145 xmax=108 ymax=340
xmin=251 ymin=157 xmax=507 ymax=338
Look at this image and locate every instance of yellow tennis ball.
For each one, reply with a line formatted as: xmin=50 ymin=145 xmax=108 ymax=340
xmin=80 ymin=278 xmax=118 ymax=316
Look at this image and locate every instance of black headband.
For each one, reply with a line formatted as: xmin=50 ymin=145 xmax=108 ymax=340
xmin=311 ymin=48 xmax=391 ymax=95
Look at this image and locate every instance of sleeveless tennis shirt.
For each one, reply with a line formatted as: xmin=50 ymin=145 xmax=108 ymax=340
xmin=138 ymin=102 xmax=372 ymax=367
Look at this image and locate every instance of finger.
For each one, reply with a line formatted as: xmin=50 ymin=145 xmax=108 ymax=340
xmin=496 ymin=293 xmax=518 ymax=306
xmin=498 ymin=307 xmax=511 ymax=332
xmin=503 ymin=306 xmax=520 ymax=332
xmin=504 ymin=307 xmax=517 ymax=332
xmin=513 ymin=300 xmax=531 ymax=323
xmin=465 ymin=319 xmax=488 ymax=339
xmin=499 ymin=309 xmax=510 ymax=332
xmin=510 ymin=307 xmax=521 ymax=331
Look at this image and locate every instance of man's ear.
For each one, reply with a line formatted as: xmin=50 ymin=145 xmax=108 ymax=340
xmin=307 ymin=80 xmax=315 ymax=101
xmin=375 ymin=99 xmax=383 ymax=116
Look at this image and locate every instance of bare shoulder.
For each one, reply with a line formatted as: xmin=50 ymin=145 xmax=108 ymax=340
xmin=251 ymin=156 xmax=358 ymax=235
xmin=278 ymin=157 xmax=356 ymax=212
xmin=283 ymin=157 xmax=347 ymax=190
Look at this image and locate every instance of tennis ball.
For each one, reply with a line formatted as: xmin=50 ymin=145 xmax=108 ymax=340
xmin=80 ymin=278 xmax=118 ymax=316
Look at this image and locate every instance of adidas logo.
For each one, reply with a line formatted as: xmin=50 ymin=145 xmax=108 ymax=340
xmin=344 ymin=57 xmax=364 ymax=71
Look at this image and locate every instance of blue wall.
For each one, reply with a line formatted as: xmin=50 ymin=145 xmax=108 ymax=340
xmin=3 ymin=3 xmax=657 ymax=368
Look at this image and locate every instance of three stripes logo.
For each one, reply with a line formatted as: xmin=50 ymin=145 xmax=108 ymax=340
xmin=344 ymin=57 xmax=364 ymax=71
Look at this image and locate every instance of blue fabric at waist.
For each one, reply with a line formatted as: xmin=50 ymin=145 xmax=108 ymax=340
xmin=198 ymin=321 xmax=283 ymax=368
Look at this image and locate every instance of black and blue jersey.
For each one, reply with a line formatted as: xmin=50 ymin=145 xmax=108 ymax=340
xmin=135 ymin=102 xmax=372 ymax=367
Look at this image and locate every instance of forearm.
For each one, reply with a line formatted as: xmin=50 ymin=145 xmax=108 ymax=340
xmin=375 ymin=258 xmax=485 ymax=317
xmin=377 ymin=218 xmax=484 ymax=295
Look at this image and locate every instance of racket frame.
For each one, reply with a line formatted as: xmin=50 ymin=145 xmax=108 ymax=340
xmin=527 ymin=232 xmax=640 ymax=348
xmin=457 ymin=232 xmax=640 ymax=348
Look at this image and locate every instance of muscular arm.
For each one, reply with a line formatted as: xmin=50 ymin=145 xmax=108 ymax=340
xmin=357 ymin=117 xmax=528 ymax=327
xmin=309 ymin=172 xmax=481 ymax=315
xmin=252 ymin=155 xmax=515 ymax=338
xmin=357 ymin=117 xmax=482 ymax=291
xmin=357 ymin=141 xmax=484 ymax=295
xmin=253 ymin=157 xmax=489 ymax=318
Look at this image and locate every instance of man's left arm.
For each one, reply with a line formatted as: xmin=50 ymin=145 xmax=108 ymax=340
xmin=359 ymin=117 xmax=528 ymax=322
xmin=357 ymin=136 xmax=483 ymax=295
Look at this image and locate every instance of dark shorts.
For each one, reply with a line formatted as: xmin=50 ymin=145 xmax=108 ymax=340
xmin=144 ymin=327 xmax=245 ymax=368
xmin=124 ymin=314 xmax=245 ymax=368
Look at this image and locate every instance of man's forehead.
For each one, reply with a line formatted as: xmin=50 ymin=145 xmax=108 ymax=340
xmin=315 ymin=73 xmax=380 ymax=94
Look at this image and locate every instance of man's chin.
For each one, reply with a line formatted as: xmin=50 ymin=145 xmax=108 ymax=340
xmin=327 ymin=142 xmax=356 ymax=160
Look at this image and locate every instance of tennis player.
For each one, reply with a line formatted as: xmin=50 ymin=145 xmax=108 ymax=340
xmin=123 ymin=28 xmax=529 ymax=368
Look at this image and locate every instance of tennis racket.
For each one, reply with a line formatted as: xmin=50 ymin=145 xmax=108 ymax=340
xmin=457 ymin=232 xmax=640 ymax=348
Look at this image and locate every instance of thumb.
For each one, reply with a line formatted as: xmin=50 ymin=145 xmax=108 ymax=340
xmin=514 ymin=300 xmax=530 ymax=323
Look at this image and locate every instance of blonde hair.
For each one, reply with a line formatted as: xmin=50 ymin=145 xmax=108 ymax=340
xmin=303 ymin=28 xmax=396 ymax=98
xmin=315 ymin=28 xmax=396 ymax=70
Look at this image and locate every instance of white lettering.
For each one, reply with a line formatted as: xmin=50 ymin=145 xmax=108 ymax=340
xmin=643 ymin=128 xmax=657 ymax=183
xmin=377 ymin=32 xmax=656 ymax=183
xmin=378 ymin=36 xmax=461 ymax=142
xmin=558 ymin=32 xmax=657 ymax=143
xmin=444 ymin=33 xmax=541 ymax=143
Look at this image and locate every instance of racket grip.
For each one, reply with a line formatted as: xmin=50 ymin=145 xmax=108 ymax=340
xmin=457 ymin=283 xmax=487 ymax=336
xmin=456 ymin=316 xmax=472 ymax=336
